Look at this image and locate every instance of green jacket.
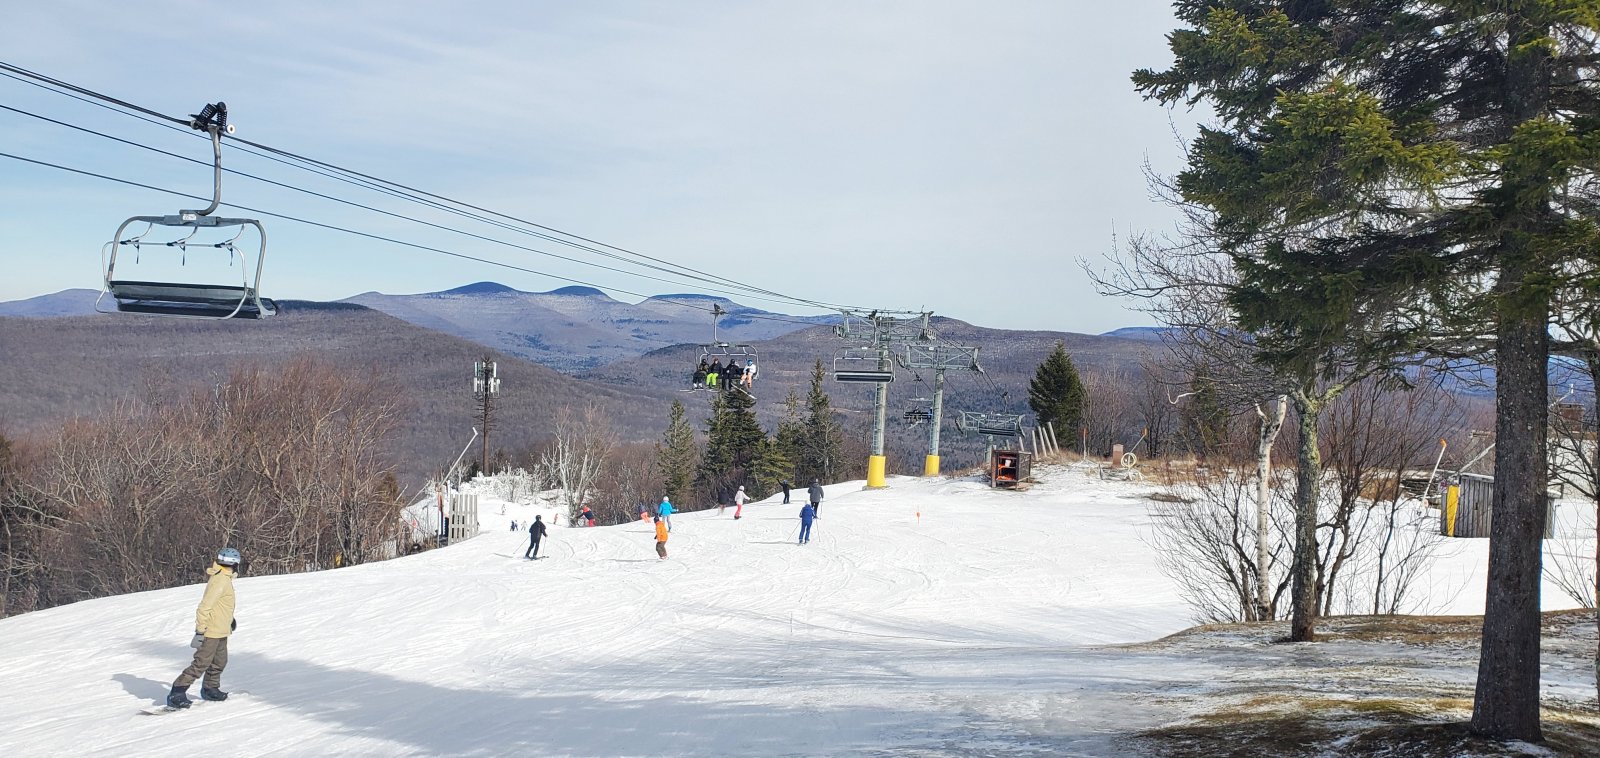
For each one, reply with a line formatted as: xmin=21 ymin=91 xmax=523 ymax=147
xmin=194 ymin=563 xmax=236 ymax=639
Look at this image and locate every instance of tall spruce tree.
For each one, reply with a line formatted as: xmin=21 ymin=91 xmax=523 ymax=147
xmin=773 ymin=388 xmax=806 ymax=482
xmin=1028 ymin=342 xmax=1087 ymax=435
xmin=1136 ymin=1 xmax=1600 ymax=740
xmin=750 ymin=438 xmax=792 ymax=499
xmin=1180 ymin=365 xmax=1229 ymax=459
xmin=797 ymin=360 xmax=844 ymax=485
xmin=655 ymin=400 xmax=697 ymax=506
xmin=698 ymin=388 xmax=767 ymax=505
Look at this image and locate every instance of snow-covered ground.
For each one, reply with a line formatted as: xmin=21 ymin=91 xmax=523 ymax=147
xmin=0 ymin=466 xmax=1590 ymax=756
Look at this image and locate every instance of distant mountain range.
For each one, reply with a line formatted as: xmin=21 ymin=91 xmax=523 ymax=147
xmin=0 ymin=287 xmax=1163 ymax=479
xmin=341 ymin=282 xmax=836 ymax=372
xmin=0 ymin=285 xmax=836 ymax=374
xmin=0 ymin=303 xmax=670 ymax=483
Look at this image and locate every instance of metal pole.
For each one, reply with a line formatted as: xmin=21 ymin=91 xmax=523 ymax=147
xmin=924 ymin=368 xmax=945 ymax=476
xmin=868 ymin=342 xmax=889 ymax=487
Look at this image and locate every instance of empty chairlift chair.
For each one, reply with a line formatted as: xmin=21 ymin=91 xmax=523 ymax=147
xmin=833 ymin=348 xmax=894 ymax=383
xmin=97 ymin=102 xmax=276 ymax=320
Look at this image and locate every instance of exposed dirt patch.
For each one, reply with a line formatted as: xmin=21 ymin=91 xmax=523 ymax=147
xmin=1126 ymin=610 xmax=1600 ymax=757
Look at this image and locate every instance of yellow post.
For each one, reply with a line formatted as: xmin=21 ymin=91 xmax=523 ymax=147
xmin=922 ymin=454 xmax=940 ymax=477
xmin=1444 ymin=485 xmax=1460 ymax=537
xmin=867 ymin=455 xmax=887 ymax=488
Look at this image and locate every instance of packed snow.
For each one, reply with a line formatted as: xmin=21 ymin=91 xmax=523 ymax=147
xmin=0 ymin=465 xmax=1590 ymax=756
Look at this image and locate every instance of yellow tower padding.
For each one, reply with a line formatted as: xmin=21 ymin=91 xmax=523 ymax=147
xmin=923 ymin=454 xmax=941 ymax=477
xmin=1444 ymin=485 xmax=1460 ymax=537
xmin=867 ymin=455 xmax=887 ymax=488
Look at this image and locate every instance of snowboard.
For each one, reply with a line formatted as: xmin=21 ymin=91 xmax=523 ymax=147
xmin=139 ymin=692 xmax=248 ymax=716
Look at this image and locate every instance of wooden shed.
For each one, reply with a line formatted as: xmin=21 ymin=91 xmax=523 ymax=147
xmin=1440 ymin=473 xmax=1557 ymax=539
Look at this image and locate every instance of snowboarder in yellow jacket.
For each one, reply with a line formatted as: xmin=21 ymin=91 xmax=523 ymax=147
xmin=167 ymin=547 xmax=241 ymax=709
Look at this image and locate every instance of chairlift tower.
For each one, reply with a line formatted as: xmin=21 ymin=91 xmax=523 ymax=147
xmin=900 ymin=343 xmax=982 ymax=476
xmin=473 ymin=357 xmax=501 ymax=474
xmin=834 ymin=310 xmax=934 ymax=488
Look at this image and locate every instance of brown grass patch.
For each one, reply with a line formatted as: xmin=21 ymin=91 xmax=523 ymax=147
xmin=1138 ymin=694 xmax=1600 ymax=757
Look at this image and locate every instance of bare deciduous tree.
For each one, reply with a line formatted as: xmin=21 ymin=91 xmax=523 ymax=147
xmin=540 ymin=404 xmax=618 ymax=523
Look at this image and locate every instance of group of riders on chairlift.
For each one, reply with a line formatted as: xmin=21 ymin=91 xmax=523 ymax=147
xmin=692 ymin=357 xmax=756 ymax=393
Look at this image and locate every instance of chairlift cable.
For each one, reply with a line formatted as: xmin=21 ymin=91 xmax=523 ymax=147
xmin=0 ymin=149 xmax=825 ymax=328
xmin=0 ymin=101 xmax=844 ymax=311
xmin=0 ymin=61 xmax=880 ymax=314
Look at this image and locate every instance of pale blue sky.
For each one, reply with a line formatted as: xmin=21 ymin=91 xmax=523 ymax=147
xmin=0 ymin=0 xmax=1188 ymax=332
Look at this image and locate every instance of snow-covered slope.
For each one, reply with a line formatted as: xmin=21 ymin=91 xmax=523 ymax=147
xmin=0 ymin=468 xmax=1586 ymax=756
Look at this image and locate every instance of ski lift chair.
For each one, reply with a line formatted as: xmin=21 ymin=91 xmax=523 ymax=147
xmin=700 ymin=342 xmax=758 ymax=361
xmin=97 ymin=102 xmax=276 ymax=320
xmin=833 ymin=348 xmax=894 ymax=383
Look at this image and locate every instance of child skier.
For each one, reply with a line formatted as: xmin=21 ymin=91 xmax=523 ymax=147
xmin=733 ymin=485 xmax=748 ymax=519
xmin=654 ymin=516 xmax=669 ymax=559
xmin=167 ymin=547 xmax=241 ymax=709
xmin=579 ymin=505 xmax=595 ymax=527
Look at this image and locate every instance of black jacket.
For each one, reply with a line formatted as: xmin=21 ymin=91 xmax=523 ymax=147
xmin=529 ymin=521 xmax=547 ymax=539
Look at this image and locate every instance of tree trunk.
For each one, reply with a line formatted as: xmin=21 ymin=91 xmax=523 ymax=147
xmin=1470 ymin=264 xmax=1550 ymax=741
xmin=1289 ymin=390 xmax=1322 ymax=642
xmin=1588 ymin=349 xmax=1599 ymax=703
xmin=1254 ymin=395 xmax=1287 ymax=620
xmin=1470 ymin=6 xmax=1553 ymax=739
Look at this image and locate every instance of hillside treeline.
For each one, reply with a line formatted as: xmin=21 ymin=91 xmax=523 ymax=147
xmin=0 ymin=357 xmax=405 ymax=617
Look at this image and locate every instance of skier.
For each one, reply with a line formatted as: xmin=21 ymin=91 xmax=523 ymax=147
xmin=510 ymin=520 xmax=517 ymax=532
xmin=723 ymin=360 xmax=742 ymax=390
xmin=707 ymin=359 xmax=722 ymax=390
xmin=657 ymin=496 xmax=673 ymax=531
xmin=167 ymin=547 xmax=241 ymax=709
xmin=733 ymin=485 xmax=748 ymax=519
xmin=742 ymin=361 xmax=757 ymax=389
xmin=798 ymin=503 xmax=816 ymax=545
xmin=654 ymin=516 xmax=669 ymax=559
xmin=579 ymin=505 xmax=595 ymax=527
xmin=780 ymin=480 xmax=791 ymax=504
xmin=526 ymin=515 xmax=547 ymax=559
xmin=691 ymin=363 xmax=707 ymax=390
xmin=808 ymin=479 xmax=824 ymax=517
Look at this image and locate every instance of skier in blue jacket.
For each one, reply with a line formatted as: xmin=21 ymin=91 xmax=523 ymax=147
xmin=798 ymin=503 xmax=815 ymax=545
xmin=657 ymin=497 xmax=674 ymax=531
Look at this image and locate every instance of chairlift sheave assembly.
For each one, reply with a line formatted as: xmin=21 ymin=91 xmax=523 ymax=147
xmin=97 ymin=102 xmax=276 ymax=320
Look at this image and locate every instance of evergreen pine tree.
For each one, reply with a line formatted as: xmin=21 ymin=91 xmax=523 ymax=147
xmin=797 ymin=360 xmax=844 ymax=485
xmin=750 ymin=438 xmax=792 ymax=499
xmin=1135 ymin=1 xmax=1600 ymax=738
xmin=1179 ymin=365 xmax=1229 ymax=459
xmin=773 ymin=388 xmax=805 ymax=482
xmin=1028 ymin=342 xmax=1086 ymax=435
xmin=655 ymin=400 xmax=697 ymax=506
xmin=698 ymin=388 xmax=767 ymax=505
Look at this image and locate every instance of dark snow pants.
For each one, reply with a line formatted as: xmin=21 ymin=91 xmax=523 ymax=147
xmin=175 ymin=636 xmax=229 ymax=690
xmin=526 ymin=538 xmax=541 ymax=559
xmin=656 ymin=540 xmax=668 ymax=558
